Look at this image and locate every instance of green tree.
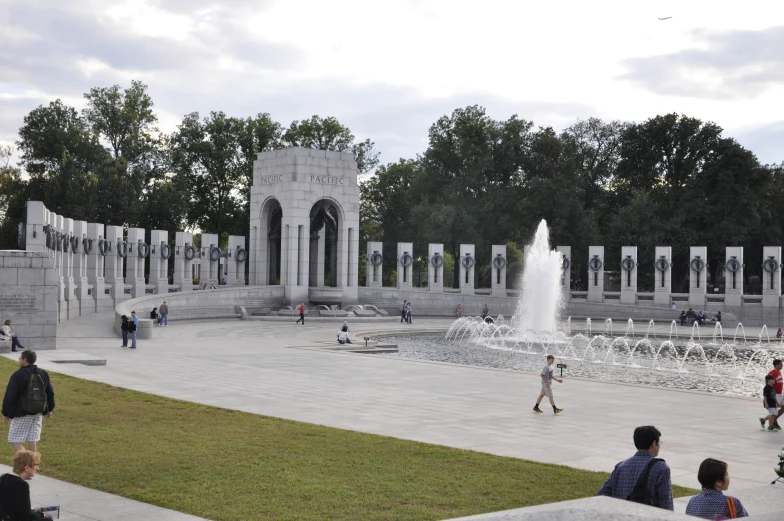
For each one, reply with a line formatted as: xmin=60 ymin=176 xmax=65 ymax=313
xmin=83 ymin=80 xmax=158 ymax=164
xmin=170 ymin=111 xmax=247 ymax=238
xmin=0 ymin=146 xmax=26 ymax=249
xmin=283 ymin=115 xmax=379 ymax=174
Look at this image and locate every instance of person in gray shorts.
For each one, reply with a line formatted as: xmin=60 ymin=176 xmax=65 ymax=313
xmin=534 ymin=354 xmax=564 ymax=414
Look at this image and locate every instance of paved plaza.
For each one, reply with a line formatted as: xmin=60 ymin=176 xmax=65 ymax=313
xmin=5 ymin=314 xmax=784 ymax=519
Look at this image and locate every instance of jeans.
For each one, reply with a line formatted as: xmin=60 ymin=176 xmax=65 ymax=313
xmin=122 ymin=330 xmax=128 ymax=346
xmin=161 ymin=313 xmax=168 ymax=326
xmin=11 ymin=336 xmax=22 ymax=350
xmin=131 ymin=331 xmax=137 ymax=348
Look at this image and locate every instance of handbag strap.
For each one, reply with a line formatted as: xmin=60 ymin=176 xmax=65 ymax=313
xmin=726 ymin=496 xmax=737 ymax=519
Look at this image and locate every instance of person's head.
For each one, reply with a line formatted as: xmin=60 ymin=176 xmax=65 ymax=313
xmin=121 ymin=314 xmax=127 ymax=321
xmin=3 ymin=319 xmax=11 ymax=326
xmin=766 ymin=374 xmax=775 ymax=384
xmin=697 ymin=458 xmax=730 ymax=491
xmin=774 ymin=359 xmax=783 ymax=370
xmin=633 ymin=426 xmax=662 ymax=454
xmin=12 ymin=450 xmax=41 ymax=476
xmin=343 ymin=321 xmax=348 ymax=325
xmin=152 ymin=307 xmax=157 ymax=312
xmin=131 ymin=311 xmax=136 ymax=316
xmin=163 ymin=301 xmax=166 ymax=304
xmin=19 ymin=350 xmax=36 ymax=367
xmin=546 ymin=355 xmax=555 ymax=364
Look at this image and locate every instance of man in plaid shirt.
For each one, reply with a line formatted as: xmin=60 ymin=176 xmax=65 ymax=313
xmin=598 ymin=425 xmax=673 ymax=510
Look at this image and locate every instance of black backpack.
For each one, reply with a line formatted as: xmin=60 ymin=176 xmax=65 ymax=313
xmin=19 ymin=367 xmax=48 ymax=415
xmin=627 ymin=458 xmax=664 ymax=507
xmin=128 ymin=320 xmax=137 ymax=332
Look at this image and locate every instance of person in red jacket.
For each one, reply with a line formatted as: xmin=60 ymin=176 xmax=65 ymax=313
xmin=295 ymin=303 xmax=305 ymax=325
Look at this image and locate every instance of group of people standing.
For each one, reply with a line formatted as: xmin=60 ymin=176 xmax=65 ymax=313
xmin=400 ymin=301 xmax=413 ymax=324
xmin=1 ymin=350 xmax=57 ymax=519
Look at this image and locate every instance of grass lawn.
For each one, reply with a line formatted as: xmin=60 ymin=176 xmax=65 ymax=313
xmin=0 ymin=358 xmax=696 ymax=520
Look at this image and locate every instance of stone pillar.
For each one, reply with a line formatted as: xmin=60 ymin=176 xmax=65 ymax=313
xmin=227 ymin=235 xmax=246 ymax=286
xmin=688 ymin=246 xmax=708 ymax=308
xmin=201 ymin=233 xmax=220 ymax=284
xmin=316 ymin=233 xmax=326 ymax=287
xmin=174 ymin=231 xmax=194 ymax=292
xmin=491 ymin=245 xmax=507 ymax=297
xmin=397 ymin=242 xmax=413 ymax=290
xmin=62 ymin=217 xmax=76 ymax=319
xmin=459 ymin=244 xmax=476 ymax=295
xmin=282 ymin=218 xmax=309 ymax=305
xmin=763 ymin=246 xmax=782 ymax=308
xmin=25 ymin=201 xmax=47 ymax=253
xmin=105 ymin=225 xmax=129 ymax=305
xmin=126 ymin=228 xmax=147 ymax=298
xmin=724 ymin=246 xmax=743 ymax=307
xmin=587 ymin=246 xmax=604 ymax=303
xmin=620 ymin=246 xmax=638 ymax=305
xmin=654 ymin=246 xmax=672 ymax=306
xmin=150 ymin=230 xmax=170 ymax=294
xmin=428 ymin=244 xmax=444 ymax=293
xmin=86 ymin=223 xmax=107 ymax=312
xmin=71 ymin=220 xmax=91 ymax=316
xmin=366 ymin=241 xmax=383 ymax=287
xmin=556 ymin=246 xmax=571 ymax=302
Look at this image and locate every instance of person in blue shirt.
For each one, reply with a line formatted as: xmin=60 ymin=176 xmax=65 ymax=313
xmin=598 ymin=425 xmax=673 ymax=510
xmin=685 ymin=458 xmax=748 ymax=519
xmin=130 ymin=311 xmax=139 ymax=349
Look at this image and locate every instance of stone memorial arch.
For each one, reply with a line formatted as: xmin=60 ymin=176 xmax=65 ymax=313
xmin=248 ymin=148 xmax=360 ymax=306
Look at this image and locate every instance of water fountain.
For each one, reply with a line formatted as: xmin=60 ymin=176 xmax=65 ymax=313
xmin=378 ymin=220 xmax=784 ymax=398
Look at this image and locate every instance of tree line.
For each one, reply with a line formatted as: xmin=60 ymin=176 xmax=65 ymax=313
xmin=1 ymin=81 xmax=782 ymax=292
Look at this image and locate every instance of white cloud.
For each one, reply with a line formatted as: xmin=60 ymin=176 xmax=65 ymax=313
xmin=0 ymin=0 xmax=782 ymax=167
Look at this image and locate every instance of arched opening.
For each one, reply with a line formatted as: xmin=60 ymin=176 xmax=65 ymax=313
xmin=264 ymin=200 xmax=282 ymax=285
xmin=309 ymin=201 xmax=340 ymax=287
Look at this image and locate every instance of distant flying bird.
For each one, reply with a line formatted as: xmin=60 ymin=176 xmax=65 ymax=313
xmin=658 ymin=17 xmax=672 ymax=20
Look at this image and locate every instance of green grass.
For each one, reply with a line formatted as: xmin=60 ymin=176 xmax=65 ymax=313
xmin=0 ymin=358 xmax=696 ymax=520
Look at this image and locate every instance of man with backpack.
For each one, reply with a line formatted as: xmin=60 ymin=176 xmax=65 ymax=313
xmin=2 ymin=350 xmax=55 ymax=452
xmin=597 ymin=425 xmax=673 ymax=510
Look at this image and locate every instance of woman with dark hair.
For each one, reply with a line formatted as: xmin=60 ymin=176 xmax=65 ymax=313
xmin=685 ymin=458 xmax=748 ymax=519
xmin=0 ymin=450 xmax=51 ymax=519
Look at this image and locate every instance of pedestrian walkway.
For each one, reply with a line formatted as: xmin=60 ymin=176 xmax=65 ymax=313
xmin=5 ymin=313 xmax=784 ymax=518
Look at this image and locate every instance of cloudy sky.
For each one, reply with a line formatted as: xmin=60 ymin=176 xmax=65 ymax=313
xmin=1 ymin=0 xmax=782 ymax=170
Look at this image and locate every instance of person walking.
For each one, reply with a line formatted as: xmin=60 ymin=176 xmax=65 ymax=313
xmin=120 ymin=315 xmax=130 ymax=347
xmin=760 ymin=374 xmax=779 ymax=431
xmin=769 ymin=359 xmax=784 ymax=429
xmin=129 ymin=311 xmax=139 ymax=349
xmin=159 ymin=301 xmax=169 ymax=326
xmin=2 ymin=350 xmax=55 ymax=453
xmin=533 ymin=355 xmax=563 ymax=414
xmin=400 ymin=301 xmax=407 ymax=323
xmin=0 ymin=320 xmax=24 ymax=352
xmin=295 ymin=303 xmax=305 ymax=325
xmin=685 ymin=458 xmax=748 ymax=519
xmin=340 ymin=321 xmax=352 ymax=344
xmin=0 ymin=450 xmax=53 ymax=519
xmin=406 ymin=302 xmax=413 ymax=324
xmin=597 ymin=426 xmax=673 ymax=510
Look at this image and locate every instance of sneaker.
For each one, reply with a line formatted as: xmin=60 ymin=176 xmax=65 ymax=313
xmin=776 ymin=422 xmax=782 ymax=430
xmin=761 ymin=418 xmax=767 ymax=429
xmin=768 ymin=426 xmax=781 ymax=432
xmin=554 ymin=408 xmax=564 ymax=415
xmin=533 ymin=407 xmax=543 ymax=414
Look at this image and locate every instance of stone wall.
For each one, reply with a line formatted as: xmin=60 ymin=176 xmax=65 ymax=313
xmin=357 ymin=287 xmax=739 ymax=325
xmin=0 ymin=251 xmax=59 ymax=350
xmin=113 ymin=285 xmax=286 ymax=337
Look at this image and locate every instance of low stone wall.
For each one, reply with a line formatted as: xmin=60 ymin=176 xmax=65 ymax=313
xmin=114 ymin=285 xmax=285 ymax=338
xmin=0 ymin=251 xmax=59 ymax=350
xmin=357 ymin=287 xmax=739 ymax=326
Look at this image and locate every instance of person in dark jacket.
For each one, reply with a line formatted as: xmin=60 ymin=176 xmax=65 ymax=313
xmin=0 ymin=450 xmax=52 ymax=519
xmin=120 ymin=315 xmax=129 ymax=347
xmin=1 ymin=351 xmax=55 ymax=453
